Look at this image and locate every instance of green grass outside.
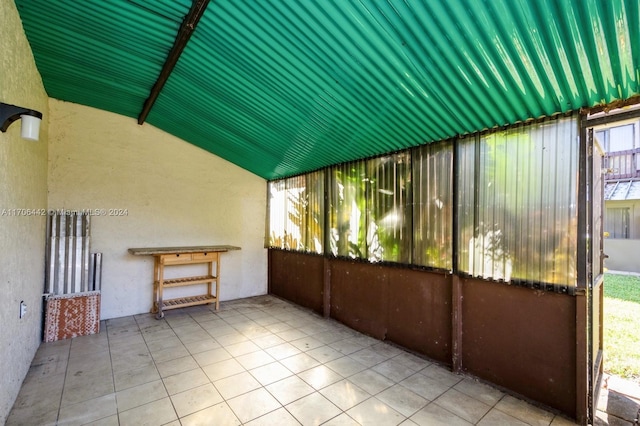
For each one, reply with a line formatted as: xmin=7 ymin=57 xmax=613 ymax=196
xmin=604 ymin=273 xmax=640 ymax=383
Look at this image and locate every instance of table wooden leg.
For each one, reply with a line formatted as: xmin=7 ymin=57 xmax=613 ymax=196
xmin=215 ymin=253 xmax=220 ymax=311
xmin=156 ymin=257 xmax=165 ymax=319
xmin=152 ymin=259 xmax=159 ymax=314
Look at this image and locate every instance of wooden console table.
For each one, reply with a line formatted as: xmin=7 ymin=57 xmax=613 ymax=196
xmin=128 ymin=245 xmax=240 ymax=319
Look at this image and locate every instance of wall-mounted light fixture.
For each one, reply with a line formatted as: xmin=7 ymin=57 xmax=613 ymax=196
xmin=1 ymin=102 xmax=43 ymax=141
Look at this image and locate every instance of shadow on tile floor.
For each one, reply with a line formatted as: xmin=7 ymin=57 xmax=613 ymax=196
xmin=596 ymin=375 xmax=640 ymax=425
xmin=6 ymin=295 xmax=636 ymax=426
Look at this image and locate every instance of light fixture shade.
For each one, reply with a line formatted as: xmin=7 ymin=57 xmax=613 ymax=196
xmin=20 ymin=114 xmax=41 ymax=141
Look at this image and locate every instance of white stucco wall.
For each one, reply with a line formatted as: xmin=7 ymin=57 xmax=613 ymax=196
xmin=604 ymin=238 xmax=640 ymax=273
xmin=48 ymin=100 xmax=267 ymax=319
xmin=0 ymin=2 xmax=49 ymax=423
xmin=603 ymin=199 xmax=640 ymax=273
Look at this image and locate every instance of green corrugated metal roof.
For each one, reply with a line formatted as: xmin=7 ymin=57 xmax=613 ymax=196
xmin=14 ymin=0 xmax=640 ymax=179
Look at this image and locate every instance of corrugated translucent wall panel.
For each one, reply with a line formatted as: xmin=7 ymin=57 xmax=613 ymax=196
xmin=268 ymin=179 xmax=287 ymax=248
xmin=267 ymin=171 xmax=324 ymax=253
xmin=366 ymin=153 xmax=412 ymax=263
xmin=412 ymin=142 xmax=453 ymax=270
xmin=305 ymin=171 xmax=325 ymax=254
xmin=457 ymin=116 xmax=579 ymax=289
xmin=329 ymin=160 xmax=368 ymax=259
xmin=329 ymin=154 xmax=411 ymax=262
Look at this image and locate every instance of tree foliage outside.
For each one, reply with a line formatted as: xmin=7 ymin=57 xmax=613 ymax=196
xmin=458 ymin=119 xmax=578 ymax=285
xmin=269 ymin=171 xmax=324 ymax=254
xmin=268 ymin=116 xmax=582 ymax=288
xmin=328 ymin=154 xmax=411 ymax=263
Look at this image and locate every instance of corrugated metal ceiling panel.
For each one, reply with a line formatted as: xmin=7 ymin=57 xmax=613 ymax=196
xmin=14 ymin=0 xmax=640 ymax=179
xmin=15 ymin=0 xmax=189 ymax=117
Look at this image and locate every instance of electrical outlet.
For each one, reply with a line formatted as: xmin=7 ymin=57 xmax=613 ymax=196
xmin=19 ymin=301 xmax=27 ymax=318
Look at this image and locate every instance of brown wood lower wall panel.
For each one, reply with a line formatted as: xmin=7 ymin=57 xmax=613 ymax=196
xmin=460 ymin=278 xmax=577 ymax=418
xmin=268 ymin=250 xmax=324 ymax=315
xmin=329 ymin=259 xmax=451 ymax=364
xmin=268 ymin=250 xmax=577 ymax=420
xmin=329 ymin=259 xmax=389 ymax=340
xmin=385 ymin=268 xmax=451 ymax=364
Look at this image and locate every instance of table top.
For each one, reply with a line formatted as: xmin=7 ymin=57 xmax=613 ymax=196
xmin=128 ymin=245 xmax=241 ymax=256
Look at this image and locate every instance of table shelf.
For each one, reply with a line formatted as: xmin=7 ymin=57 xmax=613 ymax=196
xmin=129 ymin=245 xmax=240 ymax=319
xmin=157 ymin=275 xmax=217 ymax=288
xmin=161 ymin=294 xmax=217 ymax=310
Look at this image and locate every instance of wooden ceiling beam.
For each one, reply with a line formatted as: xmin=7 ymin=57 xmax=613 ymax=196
xmin=138 ymin=0 xmax=211 ymax=125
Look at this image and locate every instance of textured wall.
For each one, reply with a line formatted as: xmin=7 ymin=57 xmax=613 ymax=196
xmin=603 ymin=199 xmax=640 ymax=272
xmin=605 ymin=200 xmax=640 ymax=239
xmin=47 ymin=100 xmax=268 ymax=319
xmin=0 ymin=1 xmax=49 ymax=423
xmin=605 ymin=238 xmax=640 ymax=273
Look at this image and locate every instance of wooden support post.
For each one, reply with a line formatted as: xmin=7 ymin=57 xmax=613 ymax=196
xmin=451 ymin=273 xmax=463 ymax=373
xmin=323 ymin=257 xmax=331 ymax=318
xmin=576 ymin=290 xmax=589 ymax=425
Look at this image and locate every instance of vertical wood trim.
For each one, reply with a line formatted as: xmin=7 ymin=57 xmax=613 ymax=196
xmin=451 ymin=273 xmax=463 ymax=373
xmin=451 ymin=137 xmax=463 ymax=373
xmin=322 ymin=165 xmax=331 ymax=318
xmin=576 ymin=112 xmax=589 ymax=425
xmin=323 ymin=257 xmax=331 ymax=318
xmin=267 ymin=249 xmax=272 ymax=294
xmin=576 ymin=292 xmax=588 ymax=425
xmin=577 ymin=116 xmax=588 ymax=288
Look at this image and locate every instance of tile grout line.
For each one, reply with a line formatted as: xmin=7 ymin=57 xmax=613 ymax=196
xmin=188 ymin=308 xmax=223 ymax=422
xmin=136 ymin=312 xmax=181 ymax=424
xmin=472 ymin=393 xmax=507 ymax=425
xmin=105 ymin=318 xmax=121 ymax=425
xmin=241 ymin=308 xmax=382 ymax=425
xmin=216 ymin=306 xmax=281 ymax=423
xmin=201 ymin=305 xmax=327 ymax=424
xmin=128 ymin=300 xmax=524 ymax=425
xmin=54 ymin=338 xmax=73 ymax=425
xmin=9 ymin=296 xmax=578 ymax=425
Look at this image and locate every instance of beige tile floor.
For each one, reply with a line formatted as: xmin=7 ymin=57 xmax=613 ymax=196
xmin=7 ymin=295 xmax=578 ymax=426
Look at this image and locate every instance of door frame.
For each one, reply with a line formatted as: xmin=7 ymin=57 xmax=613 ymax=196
xmin=578 ymin=106 xmax=640 ymax=424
